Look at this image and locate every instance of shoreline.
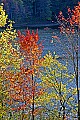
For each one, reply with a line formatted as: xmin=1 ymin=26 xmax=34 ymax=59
xmin=13 ymin=22 xmax=59 ymax=29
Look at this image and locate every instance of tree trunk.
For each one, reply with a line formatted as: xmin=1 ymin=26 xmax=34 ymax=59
xmin=79 ymin=100 xmax=80 ymax=120
xmin=32 ymin=74 xmax=34 ymax=120
xmin=63 ymin=106 xmax=65 ymax=120
xmin=76 ymin=50 xmax=79 ymax=120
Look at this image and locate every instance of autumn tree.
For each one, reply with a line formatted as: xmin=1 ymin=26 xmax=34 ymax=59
xmin=36 ymin=52 xmax=78 ymax=120
xmin=52 ymin=2 xmax=80 ymax=119
xmin=9 ymin=29 xmax=44 ymax=120
xmin=0 ymin=3 xmax=22 ymax=119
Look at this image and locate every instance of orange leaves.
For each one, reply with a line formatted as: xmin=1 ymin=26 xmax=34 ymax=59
xmin=11 ymin=104 xmax=26 ymax=111
xmin=20 ymin=66 xmax=34 ymax=76
xmin=34 ymin=33 xmax=39 ymax=42
xmin=17 ymin=30 xmax=21 ymax=37
xmin=20 ymin=104 xmax=26 ymax=110
xmin=33 ymin=108 xmax=44 ymax=116
xmin=58 ymin=11 xmax=65 ymax=22
xmin=71 ymin=8 xmax=80 ymax=25
xmin=14 ymin=85 xmax=21 ymax=92
xmin=68 ymin=8 xmax=71 ymax=13
xmin=25 ymin=69 xmax=34 ymax=75
xmin=6 ymin=67 xmax=43 ymax=112
xmin=17 ymin=28 xmax=43 ymax=77
xmin=58 ymin=2 xmax=80 ymax=34
xmin=59 ymin=11 xmax=63 ymax=16
xmin=52 ymin=35 xmax=59 ymax=39
xmin=71 ymin=15 xmax=75 ymax=21
xmin=11 ymin=107 xmax=16 ymax=111
xmin=17 ymin=29 xmax=43 ymax=59
xmin=52 ymin=35 xmax=61 ymax=43
xmin=71 ymin=28 xmax=75 ymax=34
xmin=18 ymin=29 xmax=39 ymax=49
xmin=38 ymin=88 xmax=44 ymax=96
xmin=6 ymin=28 xmax=44 ymax=117
xmin=7 ymin=100 xmax=13 ymax=105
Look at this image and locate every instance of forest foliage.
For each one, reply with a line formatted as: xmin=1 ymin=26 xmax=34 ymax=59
xmin=0 ymin=1 xmax=80 ymax=120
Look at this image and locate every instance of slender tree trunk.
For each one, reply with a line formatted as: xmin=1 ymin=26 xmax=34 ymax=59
xmin=2 ymin=102 xmax=3 ymax=120
xmin=63 ymin=106 xmax=65 ymax=120
xmin=21 ymin=110 xmax=24 ymax=120
xmin=32 ymin=99 xmax=34 ymax=120
xmin=59 ymin=81 xmax=62 ymax=119
xmin=32 ymin=74 xmax=34 ymax=120
xmin=79 ymin=100 xmax=80 ymax=120
xmin=76 ymin=51 xmax=80 ymax=120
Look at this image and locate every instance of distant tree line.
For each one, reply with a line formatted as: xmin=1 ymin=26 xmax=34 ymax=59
xmin=0 ymin=0 xmax=79 ymax=24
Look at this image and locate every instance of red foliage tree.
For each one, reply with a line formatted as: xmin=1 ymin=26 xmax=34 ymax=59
xmin=6 ymin=29 xmax=44 ymax=120
xmin=54 ymin=2 xmax=80 ymax=119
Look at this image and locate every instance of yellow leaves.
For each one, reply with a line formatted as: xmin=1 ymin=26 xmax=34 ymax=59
xmin=0 ymin=5 xmax=21 ymax=71
xmin=2 ymin=27 xmax=17 ymax=41
xmin=40 ymin=51 xmax=77 ymax=115
xmin=68 ymin=97 xmax=74 ymax=101
xmin=70 ymin=74 xmax=75 ymax=79
xmin=61 ymin=65 xmax=67 ymax=70
xmin=49 ymin=92 xmax=58 ymax=100
xmin=42 ymin=52 xmax=67 ymax=74
xmin=35 ymin=93 xmax=50 ymax=103
xmin=0 ymin=4 xmax=22 ymax=118
xmin=50 ymin=70 xmax=55 ymax=75
xmin=72 ymin=88 xmax=77 ymax=95
xmin=0 ymin=109 xmax=7 ymax=118
xmin=0 ymin=4 xmax=7 ymax=27
xmin=63 ymin=73 xmax=70 ymax=78
xmin=60 ymin=82 xmax=66 ymax=93
xmin=1 ymin=65 xmax=6 ymax=69
xmin=42 ymin=52 xmax=53 ymax=67
xmin=42 ymin=76 xmax=48 ymax=82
